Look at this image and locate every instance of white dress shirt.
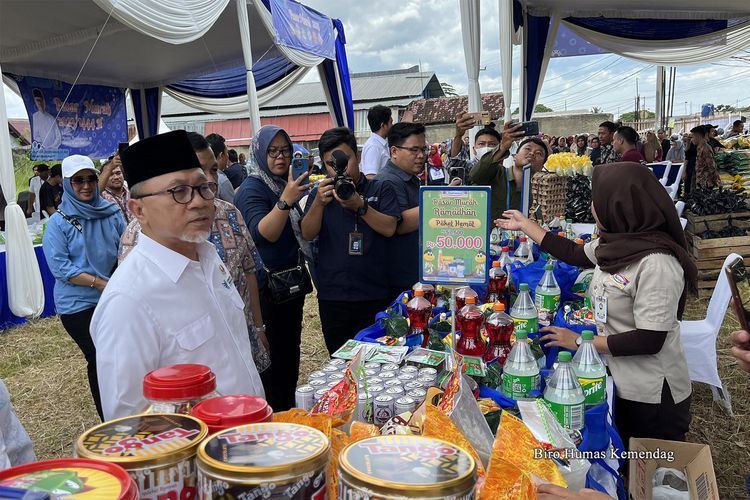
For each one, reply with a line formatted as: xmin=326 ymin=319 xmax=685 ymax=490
xmin=91 ymin=232 xmax=264 ymax=420
xmin=360 ymin=133 xmax=390 ymax=176
xmin=29 ymin=176 xmax=42 ymax=215
xmin=32 ymin=110 xmax=62 ymax=149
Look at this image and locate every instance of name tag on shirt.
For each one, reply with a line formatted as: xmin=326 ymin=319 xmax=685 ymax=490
xmin=349 ymin=232 xmax=363 ymax=256
xmin=595 ymin=295 xmax=607 ymax=323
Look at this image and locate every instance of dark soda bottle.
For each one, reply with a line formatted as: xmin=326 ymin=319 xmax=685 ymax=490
xmin=455 ymin=286 xmax=478 ymax=310
xmin=486 ymin=260 xmax=505 ymax=304
xmin=412 ymin=282 xmax=436 ymax=305
xmin=456 ymin=296 xmax=485 ymax=356
xmin=483 ymin=302 xmax=514 ymax=365
xmin=406 ymin=289 xmax=432 ymax=338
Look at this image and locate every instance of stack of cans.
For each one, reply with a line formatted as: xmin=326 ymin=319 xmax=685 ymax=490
xmin=295 ymin=358 xmax=351 ymax=411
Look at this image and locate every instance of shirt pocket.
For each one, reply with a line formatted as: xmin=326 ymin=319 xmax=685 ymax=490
xmin=174 ymin=314 xmax=215 ymax=351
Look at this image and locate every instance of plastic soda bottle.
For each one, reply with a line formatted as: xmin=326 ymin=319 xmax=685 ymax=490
xmin=456 ymin=296 xmax=485 ymax=356
xmin=565 ymin=219 xmax=575 ymax=240
xmin=535 ymin=263 xmax=561 ymax=326
xmin=486 ymin=260 xmax=507 ymax=305
xmin=483 ymin=302 xmax=514 ymax=365
xmin=511 ymin=283 xmax=538 ymax=336
xmin=406 ymin=290 xmax=432 ymax=338
xmin=455 ymin=287 xmax=478 ymax=310
xmin=412 ymin=282 xmax=436 ymax=305
xmin=514 ymin=236 xmax=534 ymax=264
xmin=502 ymin=331 xmax=540 ymax=400
xmin=549 ymin=213 xmax=562 ymax=234
xmin=544 ymin=351 xmax=585 ymax=430
xmin=498 ymin=246 xmax=514 ymax=295
xmin=572 ymin=330 xmax=607 ymax=407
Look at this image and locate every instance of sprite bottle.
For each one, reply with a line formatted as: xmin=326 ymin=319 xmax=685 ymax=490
xmin=535 ymin=263 xmax=561 ymax=326
xmin=501 ymin=331 xmax=540 ymax=400
xmin=572 ymin=330 xmax=607 ymax=407
xmin=511 ymin=283 xmax=538 ymax=336
xmin=544 ymin=351 xmax=585 ymax=430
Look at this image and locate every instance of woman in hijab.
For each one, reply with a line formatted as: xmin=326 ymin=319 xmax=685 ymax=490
xmin=575 ymin=135 xmax=588 ymax=156
xmin=233 ymin=125 xmax=311 ymax=411
xmin=496 ymin=162 xmax=695 ymax=449
xmin=43 ymin=155 xmax=125 ymax=419
xmin=644 ymin=130 xmax=663 ymax=162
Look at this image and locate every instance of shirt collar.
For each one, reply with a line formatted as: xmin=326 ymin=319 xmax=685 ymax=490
xmin=137 ymin=231 xmax=213 ymax=283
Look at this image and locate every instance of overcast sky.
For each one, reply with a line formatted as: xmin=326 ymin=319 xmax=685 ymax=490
xmin=4 ymin=0 xmax=750 ymax=119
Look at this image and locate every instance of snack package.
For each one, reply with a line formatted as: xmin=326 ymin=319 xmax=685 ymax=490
xmin=311 ymin=349 xmax=365 ymax=427
xmin=349 ymin=421 xmax=381 ymax=441
xmin=423 ymin=405 xmax=485 ymax=480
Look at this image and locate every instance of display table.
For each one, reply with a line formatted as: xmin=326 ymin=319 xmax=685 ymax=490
xmin=0 ymin=245 xmax=57 ymax=330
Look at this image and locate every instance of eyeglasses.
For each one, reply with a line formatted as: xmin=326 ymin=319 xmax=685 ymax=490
xmin=133 ymin=182 xmax=218 ymax=204
xmin=71 ymin=175 xmax=98 ymax=185
xmin=394 ymin=145 xmax=430 ymax=156
xmin=267 ymin=147 xmax=292 ymax=158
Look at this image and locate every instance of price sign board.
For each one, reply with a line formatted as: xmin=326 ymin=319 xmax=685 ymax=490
xmin=419 ymin=186 xmax=491 ymax=286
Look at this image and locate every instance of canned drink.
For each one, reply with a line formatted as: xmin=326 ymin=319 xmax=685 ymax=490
xmin=398 ymin=373 xmax=416 ymax=383
xmin=325 ymin=381 xmax=337 ymax=390
xmin=368 ymin=384 xmax=384 ymax=397
xmin=363 ymin=369 xmax=379 ymax=378
xmin=364 ymin=362 xmax=381 ymax=371
xmin=356 ymin=393 xmax=373 ymax=423
xmin=380 ymin=363 xmax=400 ymax=373
xmin=384 ymin=379 xmax=402 ymax=388
xmin=394 ymin=396 xmax=417 ymax=415
xmin=295 ymin=385 xmax=315 ymax=411
xmin=407 ymin=388 xmax=427 ymax=402
xmin=404 ymin=381 xmax=424 ymax=392
xmin=308 ymin=370 xmax=326 ymax=381
xmin=328 ymin=372 xmax=344 ymax=383
xmin=399 ymin=365 xmax=419 ymax=375
xmin=418 ymin=375 xmax=437 ymax=387
xmin=322 ymin=364 xmax=339 ymax=374
xmin=385 ymin=386 xmax=405 ymax=397
xmin=378 ymin=371 xmax=397 ymax=380
xmin=373 ymin=395 xmax=394 ymax=426
xmin=314 ymin=388 xmax=328 ymax=402
xmin=419 ymin=367 xmax=438 ymax=378
xmin=308 ymin=378 xmax=327 ymax=390
xmin=367 ymin=376 xmax=384 ymax=386
xmin=329 ymin=358 xmax=347 ymax=366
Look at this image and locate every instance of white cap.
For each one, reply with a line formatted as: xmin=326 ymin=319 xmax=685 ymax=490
xmin=62 ymin=154 xmax=98 ymax=178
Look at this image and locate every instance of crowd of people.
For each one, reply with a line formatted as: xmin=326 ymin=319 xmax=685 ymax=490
xmin=4 ymin=103 xmax=749 ymax=497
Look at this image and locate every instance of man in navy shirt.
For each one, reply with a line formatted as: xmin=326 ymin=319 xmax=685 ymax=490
xmin=302 ymin=127 xmax=400 ymax=353
xmin=375 ymin=122 xmax=427 ymax=297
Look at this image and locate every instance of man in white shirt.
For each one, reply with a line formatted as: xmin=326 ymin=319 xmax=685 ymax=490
xmin=360 ymin=105 xmax=393 ymax=179
xmin=26 ymin=164 xmax=49 ymax=220
xmin=31 ymin=88 xmax=62 ymax=150
xmin=91 ymin=130 xmax=264 ymax=420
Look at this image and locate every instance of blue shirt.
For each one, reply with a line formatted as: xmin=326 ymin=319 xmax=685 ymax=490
xmin=304 ymin=176 xmax=400 ymax=301
xmin=374 ymin=161 xmax=421 ymax=290
xmin=43 ymin=211 xmax=125 ymax=314
xmin=234 ymin=176 xmax=300 ymax=271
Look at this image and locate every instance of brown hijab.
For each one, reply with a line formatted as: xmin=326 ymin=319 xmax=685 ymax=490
xmin=592 ymin=162 xmax=697 ymax=318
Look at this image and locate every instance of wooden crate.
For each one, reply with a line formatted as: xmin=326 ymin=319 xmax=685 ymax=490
xmin=686 ymin=231 xmax=750 ymax=297
xmin=531 ymin=172 xmax=567 ymax=223
xmin=685 ymin=210 xmax=750 ymax=234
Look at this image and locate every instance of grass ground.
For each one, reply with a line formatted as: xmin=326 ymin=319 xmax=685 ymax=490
xmin=0 ymin=294 xmax=747 ymax=497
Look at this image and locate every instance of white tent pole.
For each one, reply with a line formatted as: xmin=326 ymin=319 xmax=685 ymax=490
xmin=237 ymin=0 xmax=262 ymax=134
xmin=655 ymin=66 xmax=664 ymax=130
xmin=0 ymin=63 xmax=45 ymax=318
xmin=460 ymin=0 xmax=482 ymax=146
xmin=499 ymin=0 xmax=513 ymax=122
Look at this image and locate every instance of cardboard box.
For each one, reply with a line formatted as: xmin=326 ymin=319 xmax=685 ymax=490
xmin=628 ymin=438 xmax=719 ymax=500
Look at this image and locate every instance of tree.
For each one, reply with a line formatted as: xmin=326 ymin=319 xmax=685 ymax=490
xmin=716 ymin=104 xmax=737 ymax=113
xmin=440 ymin=83 xmax=458 ymax=96
xmin=511 ymin=103 xmax=553 ymax=115
xmin=620 ymin=110 xmax=655 ymax=122
xmin=591 ymin=107 xmax=602 ymax=113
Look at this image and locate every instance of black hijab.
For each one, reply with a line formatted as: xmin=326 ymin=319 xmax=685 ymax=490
xmin=592 ymin=162 xmax=697 ymax=318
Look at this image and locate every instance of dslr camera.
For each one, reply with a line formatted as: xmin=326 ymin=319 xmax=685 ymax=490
xmin=330 ymin=150 xmax=356 ymax=200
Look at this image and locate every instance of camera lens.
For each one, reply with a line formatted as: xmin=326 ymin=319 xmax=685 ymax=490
xmin=335 ymin=178 xmax=356 ymax=200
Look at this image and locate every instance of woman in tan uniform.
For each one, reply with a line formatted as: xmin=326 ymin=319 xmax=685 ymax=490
xmin=497 ymin=162 xmax=696 ymax=449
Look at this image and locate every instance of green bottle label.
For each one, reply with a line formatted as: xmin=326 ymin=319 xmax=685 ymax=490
xmin=535 ymin=293 xmax=560 ymax=316
xmin=578 ymin=376 xmax=606 ymax=405
xmin=513 ymin=316 xmax=539 ymax=335
xmin=502 ymin=373 xmax=540 ymax=399
xmin=544 ymin=399 xmax=585 ymax=430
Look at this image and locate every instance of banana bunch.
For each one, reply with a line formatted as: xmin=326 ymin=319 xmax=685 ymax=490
xmin=545 ymin=152 xmax=593 ymax=177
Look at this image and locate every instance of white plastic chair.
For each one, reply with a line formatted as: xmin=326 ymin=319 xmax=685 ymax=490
xmin=665 ymin=163 xmax=685 ymax=200
xmin=679 ymin=252 xmax=738 ymax=415
xmin=680 ymin=217 xmax=687 ymax=230
xmin=675 ymin=200 xmax=685 ymax=218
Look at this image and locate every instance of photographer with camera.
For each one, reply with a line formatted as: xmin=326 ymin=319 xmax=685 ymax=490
xmin=301 ymin=128 xmax=400 ymax=353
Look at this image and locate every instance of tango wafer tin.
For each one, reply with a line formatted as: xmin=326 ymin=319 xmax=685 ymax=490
xmin=75 ymin=413 xmax=207 ymax=500
xmin=197 ymin=422 xmax=329 ymax=499
xmin=338 ymin=435 xmax=476 ymax=499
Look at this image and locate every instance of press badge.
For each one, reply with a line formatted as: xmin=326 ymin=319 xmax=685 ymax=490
xmin=349 ymin=232 xmax=363 ymax=256
xmin=595 ymin=295 xmax=607 ymax=323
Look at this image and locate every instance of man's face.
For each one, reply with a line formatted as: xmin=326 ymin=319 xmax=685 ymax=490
xmin=107 ymin=166 xmax=124 ymax=190
xmin=612 ymin=133 xmax=625 ymax=153
xmin=131 ymin=168 xmax=215 ymax=246
xmin=217 ymin=147 xmax=229 ymax=170
xmin=34 ymin=96 xmax=44 ymax=112
xmin=474 ymin=133 xmax=499 ymax=151
xmin=391 ymin=133 xmax=428 ymax=176
xmin=734 ymin=123 xmax=744 ymax=133
xmin=657 ymin=130 xmax=666 ymax=140
xmin=196 ymin=148 xmax=219 ymax=183
xmin=682 ymin=133 xmax=690 ymax=143
xmin=39 ymin=169 xmax=50 ymax=181
xmin=322 ymin=143 xmax=360 ymax=182
xmin=515 ymin=142 xmax=546 ymax=171
xmin=598 ymin=126 xmax=613 ymax=145
xmin=383 ymin=117 xmax=394 ymax=135
xmin=691 ymin=134 xmax=702 ymax=146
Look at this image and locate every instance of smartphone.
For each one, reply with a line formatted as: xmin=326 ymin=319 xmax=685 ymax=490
xmin=726 ymin=256 xmax=750 ymax=331
xmin=291 ymin=157 xmax=309 ymax=185
xmin=118 ymin=142 xmax=129 ymax=156
xmin=520 ymin=120 xmax=540 ymax=136
xmin=468 ymin=111 xmax=491 ymax=126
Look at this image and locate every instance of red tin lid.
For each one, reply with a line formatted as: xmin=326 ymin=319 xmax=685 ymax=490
xmin=143 ymin=364 xmax=216 ymax=401
xmin=191 ymin=394 xmax=273 ymax=433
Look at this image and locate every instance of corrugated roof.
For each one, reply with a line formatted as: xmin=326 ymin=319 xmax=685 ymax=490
xmin=406 ymin=93 xmax=505 ymax=125
xmin=8 ymin=118 xmax=30 ymax=145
